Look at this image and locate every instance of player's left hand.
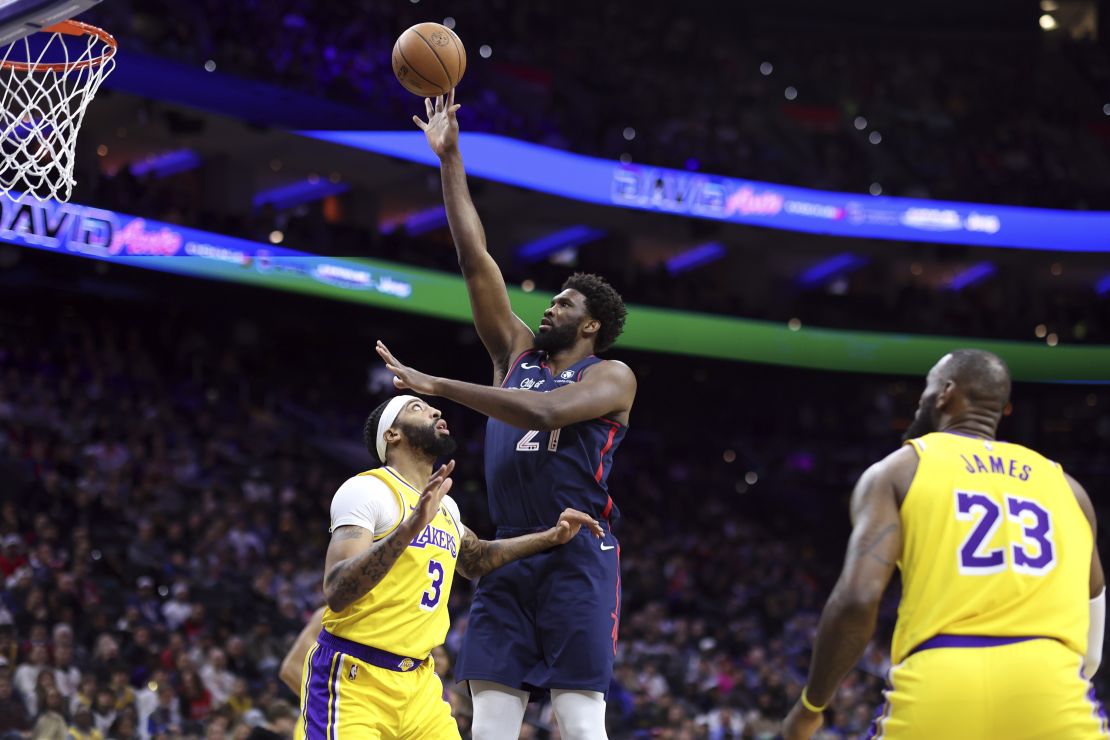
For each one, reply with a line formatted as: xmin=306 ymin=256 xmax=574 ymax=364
xmin=550 ymin=508 xmax=604 ymax=545
xmin=413 ymin=89 xmax=461 ymax=159
xmin=782 ymin=700 xmax=824 ymax=740
xmin=376 ymin=341 xmax=439 ymax=395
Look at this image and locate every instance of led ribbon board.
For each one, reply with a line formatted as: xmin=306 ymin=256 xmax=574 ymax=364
xmin=300 ymin=131 xmax=1110 ymax=253
xmin=2 ymin=193 xmax=1107 ymax=381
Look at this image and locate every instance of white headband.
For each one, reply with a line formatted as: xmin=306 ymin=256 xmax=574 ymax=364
xmin=375 ymin=395 xmax=419 ymax=464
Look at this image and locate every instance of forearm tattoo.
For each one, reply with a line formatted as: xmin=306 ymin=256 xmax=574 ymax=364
xmin=324 ymin=527 xmax=413 ymax=612
xmin=457 ymin=528 xmax=554 ymax=578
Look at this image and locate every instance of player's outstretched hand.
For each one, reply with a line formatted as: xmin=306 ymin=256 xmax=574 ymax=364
xmin=550 ymin=508 xmax=604 ymax=545
xmin=412 ymin=89 xmax=461 ymax=159
xmin=782 ymin=700 xmax=823 ymax=740
xmin=412 ymin=460 xmax=455 ymax=530
xmin=376 ymin=341 xmax=439 ymax=395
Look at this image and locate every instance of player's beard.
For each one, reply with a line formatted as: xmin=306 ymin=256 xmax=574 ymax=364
xmin=533 ymin=322 xmax=578 ymax=354
xmin=902 ymin=392 xmax=940 ymax=442
xmin=398 ymin=419 xmax=458 ymax=460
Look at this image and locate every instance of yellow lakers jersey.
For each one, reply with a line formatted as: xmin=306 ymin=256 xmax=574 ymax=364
xmin=322 ymin=467 xmax=461 ymax=659
xmin=892 ymin=432 xmax=1091 ymax=664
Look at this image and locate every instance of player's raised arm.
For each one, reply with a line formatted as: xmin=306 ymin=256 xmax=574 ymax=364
xmin=783 ymin=447 xmax=913 ymax=740
xmin=377 ymin=341 xmax=636 ymax=430
xmin=322 ymin=462 xmax=454 ymax=613
xmin=414 ymin=91 xmax=534 ymax=376
xmin=1066 ymin=473 xmax=1106 ymax=677
xmin=456 ymin=508 xmax=604 ymax=580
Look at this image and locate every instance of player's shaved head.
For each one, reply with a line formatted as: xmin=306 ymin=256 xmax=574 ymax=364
xmin=903 ymin=349 xmax=1011 ymax=442
xmin=937 ymin=349 xmax=1011 ymax=409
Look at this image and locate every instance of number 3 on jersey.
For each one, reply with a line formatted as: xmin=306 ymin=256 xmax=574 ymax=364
xmin=955 ymin=490 xmax=1055 ymax=576
xmin=420 ymin=560 xmax=444 ymax=611
xmin=516 ymin=428 xmax=561 ymax=453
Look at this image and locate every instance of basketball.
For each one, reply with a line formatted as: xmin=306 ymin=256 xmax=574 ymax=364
xmin=392 ymin=22 xmax=466 ymax=97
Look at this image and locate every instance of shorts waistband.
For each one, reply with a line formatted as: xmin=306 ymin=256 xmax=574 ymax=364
xmin=909 ymin=634 xmax=1041 ymax=656
xmin=317 ymin=630 xmax=427 ymax=672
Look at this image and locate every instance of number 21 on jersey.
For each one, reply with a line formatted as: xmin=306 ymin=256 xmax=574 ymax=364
xmin=955 ymin=490 xmax=1055 ymax=576
xmin=516 ymin=428 xmax=560 ymax=453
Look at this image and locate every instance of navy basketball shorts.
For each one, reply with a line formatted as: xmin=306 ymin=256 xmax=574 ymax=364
xmin=456 ymin=523 xmax=621 ymax=694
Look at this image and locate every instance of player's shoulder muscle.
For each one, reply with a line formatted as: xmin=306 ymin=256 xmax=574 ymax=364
xmin=853 ymin=446 xmax=919 ymax=512
xmin=582 ymin=358 xmax=637 ymax=392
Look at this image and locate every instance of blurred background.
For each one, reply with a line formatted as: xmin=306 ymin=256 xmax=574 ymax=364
xmin=1 ymin=0 xmax=1109 ymax=738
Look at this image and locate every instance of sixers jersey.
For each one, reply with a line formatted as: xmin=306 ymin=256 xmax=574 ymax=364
xmin=485 ymin=350 xmax=626 ymax=528
xmin=892 ymin=433 xmax=1091 ymax=664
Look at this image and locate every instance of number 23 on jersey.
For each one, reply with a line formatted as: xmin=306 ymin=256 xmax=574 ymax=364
xmin=955 ymin=490 xmax=1055 ymax=576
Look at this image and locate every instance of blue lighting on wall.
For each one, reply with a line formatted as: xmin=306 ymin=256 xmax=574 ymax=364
xmin=666 ymin=242 xmax=726 ymax=274
xmin=1096 ymin=273 xmax=1110 ymax=296
xmin=129 ymin=149 xmax=202 ymax=179
xmin=253 ymin=178 xmax=349 ymax=210
xmin=798 ymin=253 xmax=869 ymax=287
xmin=948 ymin=261 xmax=996 ymax=291
xmin=380 ymin=205 xmax=448 ymax=237
xmin=516 ymin=225 xmax=606 ymax=263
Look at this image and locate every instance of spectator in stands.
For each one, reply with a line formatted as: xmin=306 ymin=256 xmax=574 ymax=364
xmin=162 ymin=582 xmax=193 ymax=630
xmin=13 ymin=641 xmax=48 ymax=713
xmin=1 ymin=295 xmax=1106 ymax=737
xmin=200 ymin=648 xmax=236 ymax=708
xmin=0 ymin=665 xmax=31 ymax=735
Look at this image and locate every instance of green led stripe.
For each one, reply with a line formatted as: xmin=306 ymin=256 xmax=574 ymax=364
xmin=116 ymin=254 xmax=1110 ymax=383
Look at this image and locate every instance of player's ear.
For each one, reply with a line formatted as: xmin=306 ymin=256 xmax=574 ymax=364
xmin=384 ymin=426 xmax=402 ymax=448
xmin=581 ymin=317 xmax=600 ymax=339
xmin=936 ymin=379 xmax=957 ymax=411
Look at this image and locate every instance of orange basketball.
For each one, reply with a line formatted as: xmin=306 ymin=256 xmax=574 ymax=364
xmin=392 ymin=23 xmax=467 ymax=97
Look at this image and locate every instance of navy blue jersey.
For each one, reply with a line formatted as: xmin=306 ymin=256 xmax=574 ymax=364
xmin=484 ymin=349 xmax=626 ymax=528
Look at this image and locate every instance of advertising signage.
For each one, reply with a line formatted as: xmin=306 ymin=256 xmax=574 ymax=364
xmin=302 ymin=130 xmax=1110 ymax=253
xmin=3 ymin=193 xmax=1108 ymax=382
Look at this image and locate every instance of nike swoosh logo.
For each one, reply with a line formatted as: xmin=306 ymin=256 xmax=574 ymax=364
xmin=521 ymin=363 xmax=540 ymax=369
xmin=600 ymin=543 xmax=615 ymax=551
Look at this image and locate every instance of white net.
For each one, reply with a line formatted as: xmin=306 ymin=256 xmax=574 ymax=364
xmin=0 ymin=22 xmax=115 ymax=202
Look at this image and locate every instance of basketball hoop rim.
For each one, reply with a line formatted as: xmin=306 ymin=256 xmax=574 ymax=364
xmin=0 ymin=19 xmax=116 ymax=73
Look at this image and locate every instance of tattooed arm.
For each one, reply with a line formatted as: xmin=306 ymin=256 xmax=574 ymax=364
xmin=784 ymin=446 xmax=917 ymax=739
xmin=456 ymin=508 xmax=604 ymax=580
xmin=323 ymin=462 xmax=454 ymax=613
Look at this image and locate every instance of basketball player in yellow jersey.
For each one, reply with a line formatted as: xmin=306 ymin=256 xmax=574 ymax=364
xmin=297 ymin=394 xmax=603 ymax=739
xmin=784 ymin=349 xmax=1108 ymax=740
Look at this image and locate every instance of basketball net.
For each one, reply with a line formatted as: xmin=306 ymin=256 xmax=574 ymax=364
xmin=0 ymin=20 xmax=116 ymax=202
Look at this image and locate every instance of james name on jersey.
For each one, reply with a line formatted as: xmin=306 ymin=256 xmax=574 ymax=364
xmin=958 ymin=451 xmax=1033 ymax=481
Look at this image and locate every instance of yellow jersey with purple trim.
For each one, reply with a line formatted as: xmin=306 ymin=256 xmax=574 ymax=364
xmin=321 ymin=467 xmax=461 ymax=659
xmin=892 ymin=432 xmax=1091 ymax=664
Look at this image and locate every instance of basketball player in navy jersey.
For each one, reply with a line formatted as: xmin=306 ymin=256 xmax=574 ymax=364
xmin=379 ymin=90 xmax=636 ymax=740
